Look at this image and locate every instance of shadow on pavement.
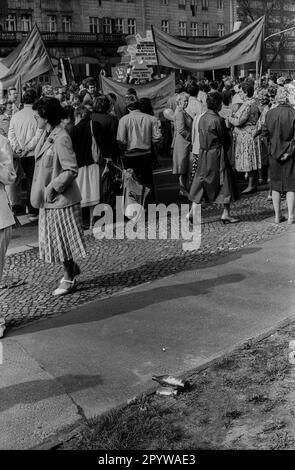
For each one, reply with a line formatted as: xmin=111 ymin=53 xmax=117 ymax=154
xmin=9 ymin=271 xmax=246 ymax=336
xmin=0 ymin=374 xmax=103 ymax=413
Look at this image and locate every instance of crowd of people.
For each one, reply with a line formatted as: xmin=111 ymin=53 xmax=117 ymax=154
xmin=164 ymin=73 xmax=295 ymax=224
xmin=1 ymin=71 xmax=295 ymax=296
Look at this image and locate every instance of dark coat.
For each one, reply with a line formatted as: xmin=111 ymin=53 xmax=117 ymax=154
xmin=71 ymin=118 xmax=102 ymax=168
xmin=262 ymin=104 xmax=295 ymax=191
xmin=91 ymin=112 xmax=119 ymax=161
xmin=189 ymin=109 xmax=238 ymax=204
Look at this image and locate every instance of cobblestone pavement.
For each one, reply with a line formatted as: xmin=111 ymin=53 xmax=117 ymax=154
xmin=0 ymin=190 xmax=293 ymax=328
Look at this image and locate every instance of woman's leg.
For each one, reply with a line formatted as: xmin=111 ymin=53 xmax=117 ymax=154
xmin=286 ymin=191 xmax=295 ymax=223
xmin=272 ymin=190 xmax=282 ymax=222
xmin=63 ymin=259 xmax=75 ymax=281
xmin=89 ymin=206 xmax=94 ymax=229
xmin=242 ymin=171 xmax=256 ymax=193
xmin=221 ymin=204 xmax=239 ymax=223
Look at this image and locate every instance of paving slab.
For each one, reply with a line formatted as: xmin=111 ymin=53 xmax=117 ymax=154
xmin=2 ymin=230 xmax=295 ymax=448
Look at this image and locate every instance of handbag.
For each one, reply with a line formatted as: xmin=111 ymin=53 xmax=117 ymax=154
xmin=90 ymin=120 xmax=101 ymax=164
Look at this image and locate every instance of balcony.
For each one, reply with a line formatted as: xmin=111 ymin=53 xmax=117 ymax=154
xmin=0 ymin=30 xmax=127 ymax=48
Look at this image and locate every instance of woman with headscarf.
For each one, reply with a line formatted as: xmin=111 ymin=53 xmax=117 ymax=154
xmin=261 ymin=87 xmax=295 ymax=224
xmin=228 ymin=82 xmax=260 ymax=194
xmin=254 ymin=89 xmax=271 ymax=191
xmin=188 ymin=92 xmax=239 ymax=224
xmin=172 ymin=92 xmax=193 ymax=196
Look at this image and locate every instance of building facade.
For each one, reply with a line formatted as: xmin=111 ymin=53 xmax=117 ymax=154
xmin=237 ymin=0 xmax=295 ymax=74
xmin=0 ymin=0 xmax=238 ymax=80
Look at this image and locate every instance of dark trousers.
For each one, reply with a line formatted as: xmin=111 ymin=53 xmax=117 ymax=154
xmin=122 ymin=153 xmax=156 ymax=204
xmin=21 ymin=156 xmax=38 ymax=215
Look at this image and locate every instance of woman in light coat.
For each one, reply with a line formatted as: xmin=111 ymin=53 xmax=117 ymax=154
xmin=0 ymin=134 xmax=16 ymax=281
xmin=31 ymin=98 xmax=86 ymax=296
xmin=172 ymin=92 xmax=193 ymax=196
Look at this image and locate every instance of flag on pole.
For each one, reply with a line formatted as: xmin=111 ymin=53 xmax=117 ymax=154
xmin=152 ymin=16 xmax=265 ymax=72
xmin=0 ymin=24 xmax=55 ymax=90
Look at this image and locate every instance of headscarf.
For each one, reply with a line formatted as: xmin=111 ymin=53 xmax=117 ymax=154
xmin=275 ymin=87 xmax=289 ymax=104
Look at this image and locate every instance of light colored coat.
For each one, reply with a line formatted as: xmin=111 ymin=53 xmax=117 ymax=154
xmin=0 ymin=135 xmax=16 ymax=230
xmin=172 ymin=108 xmax=192 ymax=175
xmin=31 ymin=125 xmax=81 ymax=209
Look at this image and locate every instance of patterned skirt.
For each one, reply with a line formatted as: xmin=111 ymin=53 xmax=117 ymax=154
xmin=39 ymin=204 xmax=86 ymax=263
xmin=233 ymin=126 xmax=261 ymax=173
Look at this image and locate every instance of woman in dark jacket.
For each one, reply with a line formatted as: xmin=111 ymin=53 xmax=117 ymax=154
xmin=188 ymin=92 xmax=239 ymax=224
xmin=261 ymin=87 xmax=295 ymax=224
xmin=71 ymin=105 xmax=102 ymax=228
xmin=91 ymin=95 xmax=119 ymax=163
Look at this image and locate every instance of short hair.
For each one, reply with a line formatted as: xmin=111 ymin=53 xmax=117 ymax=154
xmin=222 ymin=91 xmax=231 ymax=107
xmin=206 ymin=91 xmax=223 ymax=112
xmin=175 ymin=83 xmax=184 ymax=94
xmin=34 ymin=98 xmax=63 ymax=126
xmin=125 ymin=94 xmax=139 ymax=110
xmin=126 ymin=87 xmax=137 ymax=97
xmin=240 ymin=82 xmax=254 ymax=98
xmin=138 ymin=97 xmax=154 ymax=115
xmin=61 ymin=105 xmax=75 ymax=122
xmin=209 ymin=81 xmax=219 ymax=90
xmin=175 ymin=92 xmax=189 ymax=105
xmin=93 ymin=95 xmax=111 ymax=113
xmin=108 ymin=92 xmax=117 ymax=102
xmin=84 ymin=77 xmax=96 ymax=89
xmin=8 ymin=86 xmax=16 ymax=93
xmin=42 ymin=84 xmax=54 ymax=97
xmin=186 ymin=81 xmax=199 ymax=97
xmin=22 ymin=88 xmax=37 ymax=105
xmin=74 ymin=105 xmax=90 ymax=121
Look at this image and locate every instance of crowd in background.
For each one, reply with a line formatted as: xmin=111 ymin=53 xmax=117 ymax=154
xmin=1 ymin=70 xmax=295 ymax=295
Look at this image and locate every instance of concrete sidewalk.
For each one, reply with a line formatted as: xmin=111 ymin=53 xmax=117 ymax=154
xmin=1 ymin=229 xmax=295 ymax=449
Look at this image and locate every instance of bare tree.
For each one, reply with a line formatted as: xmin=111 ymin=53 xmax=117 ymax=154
xmin=237 ymin=0 xmax=295 ymax=70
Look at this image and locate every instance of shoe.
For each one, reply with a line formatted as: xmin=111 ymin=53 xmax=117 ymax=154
xmin=53 ymin=278 xmax=77 ymax=296
xmin=73 ymin=262 xmax=81 ymax=276
xmin=221 ymin=216 xmax=240 ymax=224
xmin=288 ymin=218 xmax=295 ymax=225
xmin=267 ymin=195 xmax=272 ymax=201
xmin=242 ymin=187 xmax=256 ymax=194
xmin=12 ymin=205 xmax=26 ymax=216
xmin=28 ymin=215 xmax=38 ymax=222
xmin=274 ymin=215 xmax=287 ymax=224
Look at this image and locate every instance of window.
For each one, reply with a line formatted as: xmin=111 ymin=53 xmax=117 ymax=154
xmin=21 ymin=13 xmax=32 ymax=32
xmin=62 ymin=16 xmax=72 ymax=32
xmin=6 ymin=14 xmax=16 ymax=31
xmin=179 ymin=21 xmax=187 ymax=36
xmin=161 ymin=20 xmax=169 ymax=33
xmin=103 ymin=18 xmax=112 ymax=34
xmin=218 ymin=23 xmax=224 ymax=36
xmin=179 ymin=0 xmax=186 ymax=9
xmin=202 ymin=23 xmax=209 ymax=36
xmin=127 ymin=18 xmax=136 ymax=35
xmin=217 ymin=0 xmax=224 ymax=8
xmin=161 ymin=0 xmax=169 ymax=4
xmin=191 ymin=22 xmax=198 ymax=36
xmin=90 ymin=17 xmax=99 ymax=33
xmin=115 ymin=18 xmax=124 ymax=33
xmin=202 ymin=0 xmax=209 ymax=10
xmin=47 ymin=15 xmax=57 ymax=32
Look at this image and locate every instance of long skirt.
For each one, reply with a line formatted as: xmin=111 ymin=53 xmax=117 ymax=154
xmin=233 ymin=126 xmax=261 ymax=172
xmin=76 ymin=163 xmax=100 ymax=208
xmin=39 ymin=204 xmax=86 ymax=263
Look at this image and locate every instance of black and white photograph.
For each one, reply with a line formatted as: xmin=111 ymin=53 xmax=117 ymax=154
xmin=1 ymin=0 xmax=295 ymax=459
